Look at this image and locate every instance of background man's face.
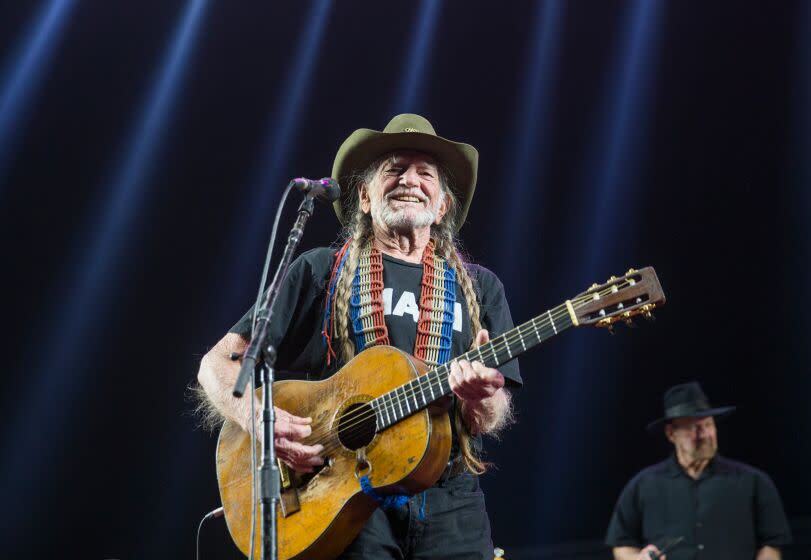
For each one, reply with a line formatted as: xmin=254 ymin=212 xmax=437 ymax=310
xmin=666 ymin=416 xmax=718 ymax=463
xmin=361 ymin=151 xmax=448 ymax=231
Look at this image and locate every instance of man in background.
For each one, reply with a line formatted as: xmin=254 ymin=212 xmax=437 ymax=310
xmin=606 ymin=382 xmax=792 ymax=560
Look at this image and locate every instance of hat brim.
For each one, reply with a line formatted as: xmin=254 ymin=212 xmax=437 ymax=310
xmin=331 ymin=128 xmax=478 ymax=232
xmin=646 ymin=405 xmax=736 ymax=433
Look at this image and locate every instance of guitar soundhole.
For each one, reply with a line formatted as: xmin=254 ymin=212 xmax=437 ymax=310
xmin=336 ymin=402 xmax=376 ymax=450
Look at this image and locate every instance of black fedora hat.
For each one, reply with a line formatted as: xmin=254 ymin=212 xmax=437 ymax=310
xmin=646 ymin=382 xmax=736 ymax=432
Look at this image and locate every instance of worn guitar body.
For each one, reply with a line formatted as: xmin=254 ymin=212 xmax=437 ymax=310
xmin=216 ymin=346 xmax=452 ymax=560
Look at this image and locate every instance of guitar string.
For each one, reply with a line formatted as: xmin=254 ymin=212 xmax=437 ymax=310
xmin=304 ymin=296 xmax=578 ymax=448
xmin=305 ymin=277 xmax=643 ymax=450
xmin=302 ymin=278 xmax=645 ymax=450
xmin=316 ymin=283 xmax=652 ymax=454
xmin=305 ymin=277 xmax=645 ymax=450
xmin=313 ymin=313 xmax=570 ymax=456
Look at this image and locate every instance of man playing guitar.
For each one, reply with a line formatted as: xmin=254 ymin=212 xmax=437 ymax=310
xmin=197 ymin=113 xmax=522 ymax=559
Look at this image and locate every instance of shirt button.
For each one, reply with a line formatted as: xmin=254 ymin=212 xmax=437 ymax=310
xmin=698 ymin=544 xmax=705 ymax=550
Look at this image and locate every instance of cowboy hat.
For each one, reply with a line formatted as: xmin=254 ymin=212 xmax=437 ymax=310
xmin=646 ymin=381 xmax=736 ymax=432
xmin=331 ymin=114 xmax=479 ymax=231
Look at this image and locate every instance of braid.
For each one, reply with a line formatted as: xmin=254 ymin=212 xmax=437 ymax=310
xmin=437 ymin=236 xmax=482 ymax=341
xmin=334 ymin=214 xmax=371 ymax=363
xmin=433 ymin=230 xmax=488 ymax=475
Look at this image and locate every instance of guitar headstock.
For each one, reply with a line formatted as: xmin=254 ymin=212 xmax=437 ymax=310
xmin=570 ymin=267 xmax=666 ymax=329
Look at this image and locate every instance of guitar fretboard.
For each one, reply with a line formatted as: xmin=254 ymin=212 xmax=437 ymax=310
xmin=370 ymin=302 xmax=575 ymax=430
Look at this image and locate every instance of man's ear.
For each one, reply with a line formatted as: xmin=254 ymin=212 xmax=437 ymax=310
xmin=434 ymin=191 xmax=451 ymax=224
xmin=664 ymin=423 xmax=675 ymax=444
xmin=359 ymin=183 xmax=371 ymax=214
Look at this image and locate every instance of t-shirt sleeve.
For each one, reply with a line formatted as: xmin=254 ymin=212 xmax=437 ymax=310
xmin=472 ymin=266 xmax=522 ymax=388
xmin=229 ymin=252 xmax=309 ymax=342
xmin=753 ymin=471 xmax=792 ymax=547
xmin=605 ymin=477 xmax=644 ymax=548
xmin=228 ymin=248 xmax=332 ymax=374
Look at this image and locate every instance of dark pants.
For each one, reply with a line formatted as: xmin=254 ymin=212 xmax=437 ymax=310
xmin=337 ymin=474 xmax=494 ymax=559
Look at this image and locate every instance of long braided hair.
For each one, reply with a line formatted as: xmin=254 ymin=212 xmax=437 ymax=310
xmin=331 ymin=154 xmax=489 ymax=474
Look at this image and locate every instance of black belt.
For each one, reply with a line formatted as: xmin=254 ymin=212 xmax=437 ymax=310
xmin=438 ymin=456 xmax=467 ymax=483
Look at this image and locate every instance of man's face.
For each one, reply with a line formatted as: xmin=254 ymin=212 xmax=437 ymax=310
xmin=360 ymin=152 xmax=448 ymax=231
xmin=666 ymin=416 xmax=718 ymax=463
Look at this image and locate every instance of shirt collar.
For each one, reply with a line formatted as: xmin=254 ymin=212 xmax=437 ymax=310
xmin=667 ymin=452 xmax=720 ymax=479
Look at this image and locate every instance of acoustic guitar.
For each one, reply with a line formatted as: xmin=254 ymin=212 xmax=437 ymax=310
xmin=216 ymin=267 xmax=665 ymax=559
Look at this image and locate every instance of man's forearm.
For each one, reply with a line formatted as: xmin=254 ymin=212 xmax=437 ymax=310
xmin=460 ymin=388 xmax=512 ymax=435
xmin=197 ymin=334 xmax=259 ymax=433
xmin=756 ymin=546 xmax=781 ymax=560
xmin=612 ymin=547 xmax=641 ymax=560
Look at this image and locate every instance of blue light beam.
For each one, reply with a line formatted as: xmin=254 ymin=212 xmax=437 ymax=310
xmin=0 ymin=0 xmax=77 ymax=183
xmin=533 ymin=0 xmax=664 ymax=538
xmin=494 ymin=0 xmax=564 ymax=273
xmin=0 ymin=0 xmax=210 ymax=523
xmin=573 ymin=0 xmax=663 ymax=278
xmin=220 ymin=0 xmax=333 ymax=318
xmin=391 ymin=0 xmax=443 ymax=114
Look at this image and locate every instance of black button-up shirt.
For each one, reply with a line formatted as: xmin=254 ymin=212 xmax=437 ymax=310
xmin=605 ymin=455 xmax=791 ymax=560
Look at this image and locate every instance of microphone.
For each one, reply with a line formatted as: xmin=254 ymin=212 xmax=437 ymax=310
xmin=288 ymin=177 xmax=340 ymax=203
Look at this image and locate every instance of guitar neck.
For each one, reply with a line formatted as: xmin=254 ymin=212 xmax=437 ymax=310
xmin=372 ymin=301 xmax=576 ymax=430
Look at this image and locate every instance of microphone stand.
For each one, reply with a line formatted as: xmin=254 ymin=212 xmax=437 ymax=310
xmin=232 ymin=193 xmax=316 ymax=560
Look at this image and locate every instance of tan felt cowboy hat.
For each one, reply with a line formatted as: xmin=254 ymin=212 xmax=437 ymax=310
xmin=331 ymin=114 xmax=479 ymax=231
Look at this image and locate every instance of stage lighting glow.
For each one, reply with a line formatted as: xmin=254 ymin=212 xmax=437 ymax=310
xmin=222 ymin=0 xmax=333 ymax=312
xmin=575 ymin=0 xmax=663 ymax=278
xmin=0 ymin=0 xmax=77 ymax=182
xmin=494 ymin=0 xmax=563 ymax=273
xmin=391 ymin=0 xmax=443 ymax=113
xmin=0 ymin=0 xmax=210 ymax=527
xmin=533 ymin=0 xmax=664 ymax=537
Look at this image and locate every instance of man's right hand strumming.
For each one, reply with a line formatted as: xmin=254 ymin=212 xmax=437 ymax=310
xmin=197 ymin=332 xmax=324 ymax=473
xmin=260 ymin=406 xmax=324 ymax=473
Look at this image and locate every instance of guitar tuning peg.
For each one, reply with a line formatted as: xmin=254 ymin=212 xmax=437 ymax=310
xmin=624 ymin=318 xmax=637 ymax=328
xmin=606 ymin=324 xmax=615 ymax=335
xmin=608 ymin=275 xmax=618 ymax=283
xmin=590 ymin=283 xmax=600 ymax=290
xmin=626 ymin=268 xmax=637 ymax=275
xmin=644 ymin=311 xmax=655 ymax=322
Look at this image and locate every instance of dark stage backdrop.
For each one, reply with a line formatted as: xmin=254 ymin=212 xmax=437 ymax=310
xmin=1 ymin=1 xmax=809 ymax=558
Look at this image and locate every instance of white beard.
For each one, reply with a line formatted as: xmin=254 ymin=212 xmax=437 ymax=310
xmin=372 ymin=198 xmax=437 ymax=230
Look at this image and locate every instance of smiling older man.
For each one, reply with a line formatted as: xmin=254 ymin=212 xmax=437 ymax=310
xmin=197 ymin=114 xmax=522 ymax=559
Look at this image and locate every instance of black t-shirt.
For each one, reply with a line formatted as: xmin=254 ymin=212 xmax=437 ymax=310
xmin=230 ymin=246 xmax=522 ymax=387
xmin=605 ymin=454 xmax=792 ymax=559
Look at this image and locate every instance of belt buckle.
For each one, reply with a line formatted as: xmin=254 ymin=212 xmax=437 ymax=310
xmin=440 ymin=457 xmax=464 ymax=483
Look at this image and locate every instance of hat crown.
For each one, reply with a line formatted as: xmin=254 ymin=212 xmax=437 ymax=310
xmin=646 ymin=381 xmax=735 ymax=431
xmin=663 ymin=382 xmax=711 ymax=414
xmin=383 ymin=113 xmax=437 ymax=136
